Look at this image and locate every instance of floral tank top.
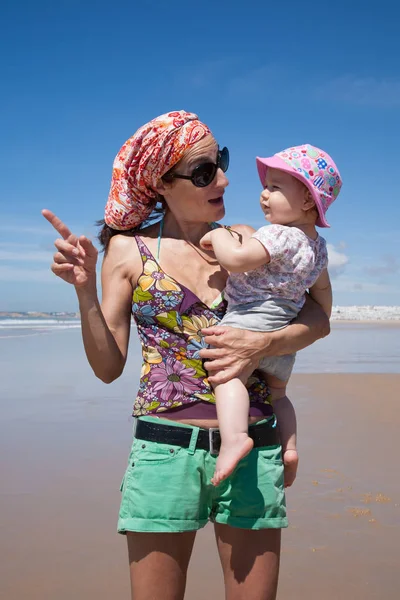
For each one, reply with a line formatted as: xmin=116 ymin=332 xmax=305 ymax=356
xmin=132 ymin=235 xmax=272 ymax=417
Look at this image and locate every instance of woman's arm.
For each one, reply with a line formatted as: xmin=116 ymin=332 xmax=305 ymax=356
xmin=42 ymin=210 xmax=136 ymax=383
xmin=200 ymin=294 xmax=330 ymax=384
xmin=309 ymin=269 xmax=333 ymax=317
xmin=77 ymin=235 xmax=135 ymax=383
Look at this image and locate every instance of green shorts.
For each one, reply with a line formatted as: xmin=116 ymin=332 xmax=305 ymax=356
xmin=118 ymin=416 xmax=288 ymax=533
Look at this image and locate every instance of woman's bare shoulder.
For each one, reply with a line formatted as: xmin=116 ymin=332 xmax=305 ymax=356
xmin=107 ymin=233 xmax=138 ymax=255
xmin=103 ymin=233 xmax=141 ymax=279
xmin=105 ymin=222 xmax=158 ymax=255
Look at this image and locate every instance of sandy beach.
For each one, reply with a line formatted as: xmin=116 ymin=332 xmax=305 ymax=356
xmin=1 ymin=328 xmax=400 ymax=599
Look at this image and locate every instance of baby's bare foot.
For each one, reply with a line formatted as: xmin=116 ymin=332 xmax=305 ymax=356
xmin=211 ymin=434 xmax=254 ymax=486
xmin=283 ymin=449 xmax=299 ymax=488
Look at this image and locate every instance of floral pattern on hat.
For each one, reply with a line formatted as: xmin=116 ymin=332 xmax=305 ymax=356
xmin=256 ymin=143 xmax=342 ymax=227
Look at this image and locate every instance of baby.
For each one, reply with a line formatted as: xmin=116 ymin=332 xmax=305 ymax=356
xmin=200 ymin=144 xmax=342 ymax=485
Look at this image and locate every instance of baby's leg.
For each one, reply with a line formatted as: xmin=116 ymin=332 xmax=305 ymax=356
xmin=212 ymin=371 xmax=254 ymax=486
xmin=266 ymin=375 xmax=299 ymax=488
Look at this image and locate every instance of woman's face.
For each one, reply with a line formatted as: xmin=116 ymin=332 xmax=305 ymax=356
xmin=159 ymin=135 xmax=229 ymax=224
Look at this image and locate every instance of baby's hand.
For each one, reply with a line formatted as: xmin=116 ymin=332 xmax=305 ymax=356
xmin=199 ymin=231 xmax=213 ymax=251
xmin=283 ymin=449 xmax=299 ymax=488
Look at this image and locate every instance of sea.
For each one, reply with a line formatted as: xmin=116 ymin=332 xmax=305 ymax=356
xmin=0 ymin=316 xmax=399 ymax=374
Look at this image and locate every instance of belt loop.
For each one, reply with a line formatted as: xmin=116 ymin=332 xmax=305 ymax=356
xmin=132 ymin=417 xmax=138 ymax=438
xmin=188 ymin=426 xmax=200 ymax=455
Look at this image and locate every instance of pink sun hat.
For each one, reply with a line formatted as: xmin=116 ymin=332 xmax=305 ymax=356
xmin=256 ymin=144 xmax=342 ymax=228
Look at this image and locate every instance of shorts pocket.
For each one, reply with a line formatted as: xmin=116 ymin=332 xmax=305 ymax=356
xmin=133 ymin=440 xmax=183 ymax=466
xmin=258 ymin=444 xmax=283 ymax=465
xmin=119 ymin=439 xmax=184 ymax=495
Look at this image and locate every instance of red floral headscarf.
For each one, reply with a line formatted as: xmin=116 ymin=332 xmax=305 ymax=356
xmin=104 ymin=110 xmax=211 ymax=230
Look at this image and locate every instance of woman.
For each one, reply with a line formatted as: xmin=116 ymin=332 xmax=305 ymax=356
xmin=42 ymin=110 xmax=329 ymax=600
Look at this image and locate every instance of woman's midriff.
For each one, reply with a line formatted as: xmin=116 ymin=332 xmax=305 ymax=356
xmin=161 ymin=415 xmax=268 ymax=429
xmin=159 ymin=399 xmax=273 ymax=428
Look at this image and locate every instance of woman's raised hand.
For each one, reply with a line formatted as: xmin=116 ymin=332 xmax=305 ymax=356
xmin=42 ymin=209 xmax=98 ymax=287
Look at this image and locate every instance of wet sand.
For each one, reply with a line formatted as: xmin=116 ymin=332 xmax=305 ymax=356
xmin=1 ymin=373 xmax=400 ymax=599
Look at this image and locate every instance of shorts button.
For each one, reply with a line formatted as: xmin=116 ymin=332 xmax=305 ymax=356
xmin=131 ymin=462 xmax=135 ymax=467
xmin=141 ymin=444 xmax=146 ymax=449
xmin=169 ymin=448 xmax=174 ymax=454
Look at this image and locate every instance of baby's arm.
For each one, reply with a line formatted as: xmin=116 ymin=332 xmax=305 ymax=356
xmin=200 ymin=227 xmax=270 ymax=273
xmin=309 ymin=269 xmax=332 ymax=317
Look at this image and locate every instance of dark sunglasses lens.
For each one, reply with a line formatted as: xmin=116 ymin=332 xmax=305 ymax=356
xmin=192 ymin=163 xmax=217 ymax=187
xmin=219 ymin=147 xmax=229 ymax=173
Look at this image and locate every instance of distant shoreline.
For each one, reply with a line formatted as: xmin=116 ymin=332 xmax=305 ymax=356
xmin=331 ymin=319 xmax=400 ymax=325
xmin=1 ymin=308 xmax=400 ymax=323
xmin=0 ymin=313 xmax=79 ymax=319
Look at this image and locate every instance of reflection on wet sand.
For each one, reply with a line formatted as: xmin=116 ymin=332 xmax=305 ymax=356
xmin=1 ymin=331 xmax=399 ymax=600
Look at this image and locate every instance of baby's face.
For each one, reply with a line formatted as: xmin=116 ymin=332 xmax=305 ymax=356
xmin=260 ymin=168 xmax=308 ymax=225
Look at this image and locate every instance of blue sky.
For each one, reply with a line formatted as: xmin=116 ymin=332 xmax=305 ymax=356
xmin=1 ymin=0 xmax=399 ymax=312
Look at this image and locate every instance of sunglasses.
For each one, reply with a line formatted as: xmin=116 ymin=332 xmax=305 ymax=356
xmin=170 ymin=146 xmax=229 ymax=188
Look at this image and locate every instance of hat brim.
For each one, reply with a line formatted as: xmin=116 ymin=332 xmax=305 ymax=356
xmin=256 ymin=155 xmax=330 ymax=228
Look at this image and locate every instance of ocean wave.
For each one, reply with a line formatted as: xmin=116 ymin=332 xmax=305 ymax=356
xmin=0 ymin=319 xmax=81 ymax=329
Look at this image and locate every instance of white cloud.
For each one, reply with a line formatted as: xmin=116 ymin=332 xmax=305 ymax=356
xmin=1 ymin=216 xmax=90 ymax=238
xmin=366 ymin=254 xmax=400 ymax=278
xmin=315 ymin=75 xmax=400 ymax=108
xmin=228 ymin=65 xmax=284 ymax=98
xmin=0 ymin=250 xmax=53 ymax=262
xmin=175 ymin=58 xmax=235 ymax=90
xmin=196 ymin=65 xmax=400 ymax=110
xmin=350 ymin=229 xmax=400 ymax=242
xmin=327 ymin=243 xmax=349 ymax=277
xmin=0 ymin=224 xmax=52 ymax=235
xmin=0 ymin=265 xmax=54 ymax=282
xmin=332 ymin=276 xmax=398 ymax=294
xmin=0 ymin=243 xmax=40 ymax=249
